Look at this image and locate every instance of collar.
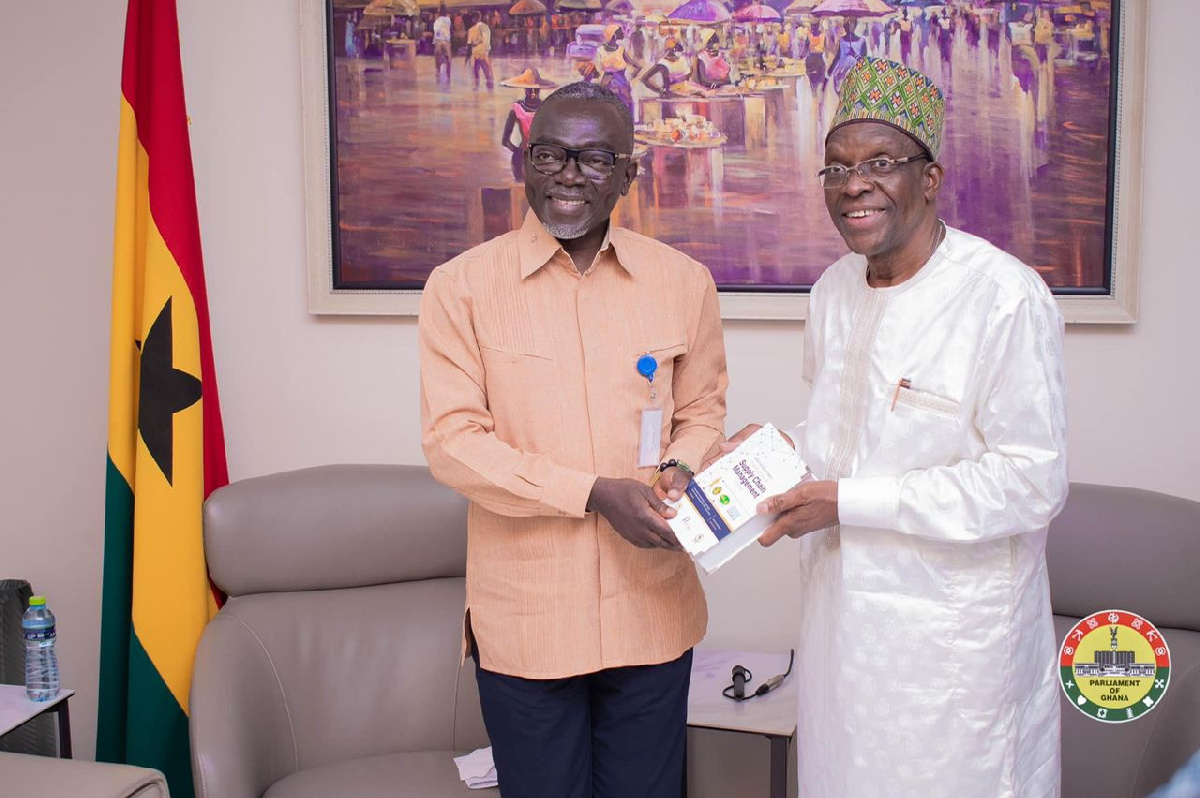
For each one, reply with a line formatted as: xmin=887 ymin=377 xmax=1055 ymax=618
xmin=861 ymin=219 xmax=951 ymax=295
xmin=517 ymin=209 xmax=637 ymax=279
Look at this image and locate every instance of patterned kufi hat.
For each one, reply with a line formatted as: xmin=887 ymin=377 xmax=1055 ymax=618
xmin=827 ymin=56 xmax=946 ymax=160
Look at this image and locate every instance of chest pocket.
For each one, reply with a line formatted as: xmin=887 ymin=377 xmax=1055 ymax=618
xmin=634 ymin=340 xmax=688 ymax=402
xmin=882 ymin=384 xmax=963 ymax=469
xmin=893 ymin=384 xmax=960 ymax=419
xmin=478 ymin=343 xmax=561 ymax=453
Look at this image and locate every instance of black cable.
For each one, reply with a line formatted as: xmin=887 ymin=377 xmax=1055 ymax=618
xmin=721 ymin=648 xmax=795 ymax=702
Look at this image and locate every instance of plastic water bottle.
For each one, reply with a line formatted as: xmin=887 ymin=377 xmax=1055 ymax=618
xmin=22 ymin=596 xmax=60 ymax=702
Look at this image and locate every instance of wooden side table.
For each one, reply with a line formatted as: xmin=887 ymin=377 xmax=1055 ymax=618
xmin=0 ymin=684 xmax=74 ymax=758
xmin=688 ymin=649 xmax=797 ymax=798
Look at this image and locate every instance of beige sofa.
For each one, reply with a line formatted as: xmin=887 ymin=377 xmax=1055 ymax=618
xmin=189 ymin=465 xmax=492 ymax=798
xmin=189 ymin=467 xmax=1199 ymax=797
xmin=1046 ymin=482 xmax=1200 ymax=796
xmin=0 ymin=751 xmax=168 ymax=797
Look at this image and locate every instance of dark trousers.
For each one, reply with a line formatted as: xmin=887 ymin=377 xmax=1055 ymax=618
xmin=472 ymin=56 xmax=494 ymax=88
xmin=473 ymin=647 xmax=692 ymax=798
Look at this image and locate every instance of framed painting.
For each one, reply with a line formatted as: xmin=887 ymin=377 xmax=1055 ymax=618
xmin=302 ymin=0 xmax=1146 ymax=321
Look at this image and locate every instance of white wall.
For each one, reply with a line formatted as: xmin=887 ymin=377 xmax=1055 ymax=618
xmin=1 ymin=1 xmax=1196 ymax=786
xmin=0 ymin=0 xmax=128 ymax=764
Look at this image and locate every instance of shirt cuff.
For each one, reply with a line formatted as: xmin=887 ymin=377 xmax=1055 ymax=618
xmin=548 ymin=468 xmax=599 ymax=519
xmin=662 ymin=447 xmax=702 ymax=474
xmin=664 ymin=430 xmax=722 ymax=474
xmin=837 ymin=476 xmax=901 ymax=531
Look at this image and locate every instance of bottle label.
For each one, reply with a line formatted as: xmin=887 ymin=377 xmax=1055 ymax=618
xmin=24 ymin=625 xmax=55 ymax=641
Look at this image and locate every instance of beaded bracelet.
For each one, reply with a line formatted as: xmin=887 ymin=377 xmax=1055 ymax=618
xmin=649 ymin=458 xmax=693 ymax=487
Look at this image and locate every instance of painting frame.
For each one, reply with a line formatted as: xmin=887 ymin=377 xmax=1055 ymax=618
xmin=301 ymin=0 xmax=1147 ymax=322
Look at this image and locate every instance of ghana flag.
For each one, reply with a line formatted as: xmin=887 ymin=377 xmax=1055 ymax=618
xmin=97 ymin=1 xmax=228 ymax=796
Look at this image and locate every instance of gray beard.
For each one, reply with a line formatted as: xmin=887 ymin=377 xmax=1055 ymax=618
xmin=542 ymin=221 xmax=588 ymax=239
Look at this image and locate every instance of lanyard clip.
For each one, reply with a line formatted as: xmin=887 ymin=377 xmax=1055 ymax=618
xmin=637 ymin=353 xmax=658 ymax=401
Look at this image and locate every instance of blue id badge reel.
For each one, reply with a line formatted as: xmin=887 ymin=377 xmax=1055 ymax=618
xmin=636 ymin=354 xmax=662 ymax=468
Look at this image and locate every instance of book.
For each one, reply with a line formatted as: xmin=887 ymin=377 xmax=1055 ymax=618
xmin=668 ymin=424 xmax=812 ymax=574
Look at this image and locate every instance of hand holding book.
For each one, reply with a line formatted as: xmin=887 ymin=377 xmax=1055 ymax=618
xmin=667 ymin=424 xmax=812 ymax=573
xmin=700 ymin=423 xmax=795 ymax=471
xmin=756 ymin=479 xmax=839 ymax=546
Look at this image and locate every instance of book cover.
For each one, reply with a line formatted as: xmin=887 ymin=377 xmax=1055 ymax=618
xmin=668 ymin=424 xmax=812 ymax=573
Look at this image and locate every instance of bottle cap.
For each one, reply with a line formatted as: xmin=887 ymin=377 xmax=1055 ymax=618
xmin=28 ymin=596 xmax=46 ymax=607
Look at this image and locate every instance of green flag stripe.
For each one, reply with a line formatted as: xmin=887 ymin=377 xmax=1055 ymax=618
xmin=126 ymin=629 xmax=195 ymax=798
xmin=97 ymin=454 xmax=195 ymax=798
xmin=97 ymin=454 xmax=133 ymax=762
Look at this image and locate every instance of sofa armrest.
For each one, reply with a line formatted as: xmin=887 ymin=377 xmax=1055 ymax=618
xmin=0 ymin=752 xmax=168 ymax=798
xmin=190 ymin=613 xmax=298 ymax=798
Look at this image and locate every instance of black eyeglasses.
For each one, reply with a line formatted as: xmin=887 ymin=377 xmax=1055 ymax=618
xmin=818 ymin=153 xmax=930 ymax=188
xmin=528 ymin=143 xmax=632 ymax=180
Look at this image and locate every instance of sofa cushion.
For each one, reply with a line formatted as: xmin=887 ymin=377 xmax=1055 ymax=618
xmin=261 ymin=750 xmax=496 ymax=798
xmin=1046 ymin=483 xmax=1200 ymax=631
xmin=204 ymin=465 xmax=468 ymax=596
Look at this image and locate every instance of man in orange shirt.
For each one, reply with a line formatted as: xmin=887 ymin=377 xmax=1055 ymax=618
xmin=419 ymin=82 xmax=727 ymax=798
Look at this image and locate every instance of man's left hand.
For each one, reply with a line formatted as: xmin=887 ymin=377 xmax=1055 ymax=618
xmin=757 ymin=480 xmax=839 ymax=547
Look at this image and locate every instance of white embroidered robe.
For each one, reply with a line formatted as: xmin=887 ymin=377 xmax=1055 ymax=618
xmin=794 ymin=225 xmax=1069 ymax=797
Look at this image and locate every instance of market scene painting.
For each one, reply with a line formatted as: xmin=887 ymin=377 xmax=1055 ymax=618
xmin=327 ymin=0 xmax=1118 ymax=292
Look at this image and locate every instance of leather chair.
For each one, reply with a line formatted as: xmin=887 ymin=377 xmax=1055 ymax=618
xmin=190 ymin=465 xmax=492 ymax=798
xmin=1046 ymin=483 xmax=1200 ymax=797
xmin=0 ymin=751 xmax=169 ymax=797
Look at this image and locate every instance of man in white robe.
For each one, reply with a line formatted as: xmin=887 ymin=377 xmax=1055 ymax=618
xmin=714 ymin=57 xmax=1068 ymax=796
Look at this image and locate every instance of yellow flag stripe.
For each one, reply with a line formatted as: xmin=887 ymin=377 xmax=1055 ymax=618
xmin=109 ymin=94 xmax=217 ymax=712
xmin=108 ymin=97 xmax=141 ymax=486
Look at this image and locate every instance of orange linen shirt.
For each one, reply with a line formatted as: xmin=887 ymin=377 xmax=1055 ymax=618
xmin=420 ymin=210 xmax=728 ymax=679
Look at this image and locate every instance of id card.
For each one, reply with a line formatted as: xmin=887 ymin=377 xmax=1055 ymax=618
xmin=637 ymin=405 xmax=663 ymax=467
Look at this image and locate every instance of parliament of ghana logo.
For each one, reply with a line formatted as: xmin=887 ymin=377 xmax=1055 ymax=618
xmin=1059 ymin=609 xmax=1170 ymax=723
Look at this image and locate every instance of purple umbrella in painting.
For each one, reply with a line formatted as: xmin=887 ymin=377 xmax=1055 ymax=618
xmin=734 ymin=2 xmax=783 ymax=21
xmin=668 ymin=0 xmax=732 ymax=24
xmin=761 ymin=0 xmax=795 ymax=13
xmin=811 ymin=0 xmax=893 ymax=15
xmin=783 ymin=0 xmax=821 ymax=14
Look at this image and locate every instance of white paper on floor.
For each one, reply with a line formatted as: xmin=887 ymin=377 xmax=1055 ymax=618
xmin=453 ymin=746 xmax=498 ymax=789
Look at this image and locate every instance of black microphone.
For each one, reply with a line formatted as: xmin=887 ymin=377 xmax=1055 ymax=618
xmin=732 ymin=664 xmax=750 ymax=700
xmin=722 ymin=650 xmax=794 ymax=703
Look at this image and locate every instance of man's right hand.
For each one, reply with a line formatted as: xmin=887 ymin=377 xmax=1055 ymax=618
xmin=587 ymin=477 xmax=683 ymax=551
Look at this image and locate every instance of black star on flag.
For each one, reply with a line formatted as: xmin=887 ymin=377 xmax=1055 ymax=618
xmin=137 ymin=297 xmax=202 ymax=485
